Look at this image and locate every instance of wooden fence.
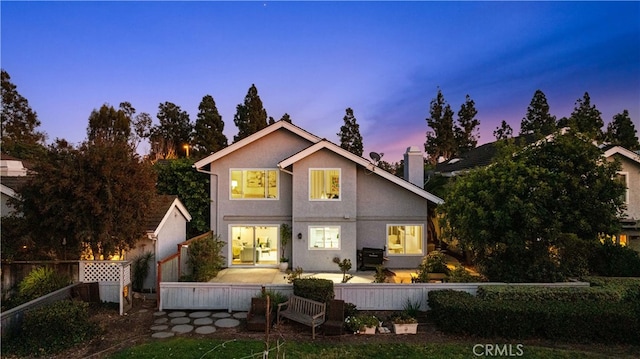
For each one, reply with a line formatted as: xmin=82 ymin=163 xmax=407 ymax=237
xmin=79 ymin=261 xmax=132 ymax=315
xmin=159 ymin=281 xmax=589 ymax=312
xmin=156 ymin=231 xmax=213 ymax=291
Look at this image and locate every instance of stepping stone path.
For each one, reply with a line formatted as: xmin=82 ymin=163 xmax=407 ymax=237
xmin=151 ymin=310 xmax=245 ymax=339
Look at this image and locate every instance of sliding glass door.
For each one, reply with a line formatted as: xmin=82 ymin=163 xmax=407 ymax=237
xmin=230 ymin=226 xmax=278 ymax=266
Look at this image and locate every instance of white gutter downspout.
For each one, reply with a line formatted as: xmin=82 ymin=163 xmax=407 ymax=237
xmin=194 ymin=166 xmax=219 ymax=235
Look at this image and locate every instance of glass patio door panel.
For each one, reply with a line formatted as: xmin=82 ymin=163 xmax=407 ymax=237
xmin=231 ymin=226 xmax=278 ymax=266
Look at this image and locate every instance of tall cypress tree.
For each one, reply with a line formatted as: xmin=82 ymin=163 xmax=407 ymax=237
xmin=520 ymin=90 xmax=557 ymax=137
xmin=337 ymin=107 xmax=364 ymax=156
xmin=605 ymin=110 xmax=639 ymax=150
xmin=454 ymin=94 xmax=480 ymax=154
xmin=193 ymin=94 xmax=227 ymax=157
xmin=565 ymin=92 xmax=604 ymax=140
xmin=425 ymin=89 xmax=455 ymax=164
xmin=233 ymin=84 xmax=268 ymax=142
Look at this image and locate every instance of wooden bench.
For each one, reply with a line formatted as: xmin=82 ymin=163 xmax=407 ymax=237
xmin=277 ymin=295 xmax=326 ymax=339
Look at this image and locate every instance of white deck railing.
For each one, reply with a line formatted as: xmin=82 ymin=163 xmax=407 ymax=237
xmin=159 ymin=281 xmax=589 ymax=312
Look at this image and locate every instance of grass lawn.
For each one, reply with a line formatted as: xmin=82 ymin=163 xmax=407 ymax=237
xmin=108 ymin=338 xmax=639 ymax=359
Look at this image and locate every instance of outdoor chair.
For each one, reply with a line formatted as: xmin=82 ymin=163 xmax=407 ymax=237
xmin=322 ymin=299 xmax=345 ymax=336
xmin=246 ymin=297 xmax=270 ymax=331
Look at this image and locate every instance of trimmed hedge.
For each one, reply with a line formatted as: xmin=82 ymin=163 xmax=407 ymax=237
xmin=292 ymin=278 xmax=334 ymax=303
xmin=428 ymin=289 xmax=639 ymax=344
xmin=476 ymin=285 xmax=626 ymax=302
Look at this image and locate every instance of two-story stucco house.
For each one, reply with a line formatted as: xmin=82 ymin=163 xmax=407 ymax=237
xmin=194 ymin=121 xmax=443 ymax=272
xmin=604 ymin=145 xmax=640 ymax=251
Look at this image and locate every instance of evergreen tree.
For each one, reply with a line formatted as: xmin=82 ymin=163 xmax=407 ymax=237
xmin=280 ymin=113 xmax=292 ymax=123
xmin=193 ymin=94 xmax=227 ymax=157
xmin=520 ymin=90 xmax=557 ymax=137
xmin=494 ymin=120 xmax=514 ymax=140
xmin=454 ymin=94 xmax=480 ymax=154
xmin=337 ymin=107 xmax=364 ymax=156
xmin=425 ymin=89 xmax=456 ymax=164
xmin=233 ymin=84 xmax=268 ymax=142
xmin=0 ymin=69 xmax=46 ymax=159
xmin=150 ymin=102 xmax=193 ymax=159
xmin=605 ymin=110 xmax=639 ymax=150
xmin=565 ymin=92 xmax=604 ymax=140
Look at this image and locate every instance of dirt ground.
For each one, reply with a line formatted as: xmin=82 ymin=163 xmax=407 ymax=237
xmin=19 ymin=298 xmax=640 ymax=359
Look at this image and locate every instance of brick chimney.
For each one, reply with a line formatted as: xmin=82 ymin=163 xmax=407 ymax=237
xmin=403 ymin=146 xmax=424 ymax=187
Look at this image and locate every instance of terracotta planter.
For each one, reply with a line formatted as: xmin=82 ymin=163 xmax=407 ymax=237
xmin=359 ymin=326 xmax=376 ymax=335
xmin=393 ymin=323 xmax=418 ymax=334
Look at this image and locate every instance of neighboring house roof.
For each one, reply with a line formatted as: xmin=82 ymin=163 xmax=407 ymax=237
xmin=279 ymin=139 xmax=444 ymax=204
xmin=0 ymin=176 xmax=29 ymax=193
xmin=603 ymin=145 xmax=640 ymax=165
xmin=194 ymin=121 xmax=321 ymax=168
xmin=146 ymin=195 xmax=192 ymax=237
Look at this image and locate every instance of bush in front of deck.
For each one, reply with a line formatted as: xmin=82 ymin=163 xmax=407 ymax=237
xmin=292 ymin=278 xmax=334 ymax=303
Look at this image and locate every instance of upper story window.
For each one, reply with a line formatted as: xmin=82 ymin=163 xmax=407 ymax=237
xmin=616 ymin=172 xmax=629 ymax=204
xmin=387 ymin=225 xmax=424 ymax=255
xmin=309 ymin=169 xmax=340 ymax=200
xmin=230 ymin=169 xmax=278 ymax=199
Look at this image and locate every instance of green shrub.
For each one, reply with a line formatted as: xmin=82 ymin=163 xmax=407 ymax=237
xmin=428 ymin=289 xmax=640 ymax=344
xmin=18 ymin=267 xmax=71 ymax=303
xmin=414 ymin=251 xmax=450 ymax=283
xmin=3 ymin=300 xmax=98 ymax=356
xmin=476 ymin=285 xmax=626 ymax=302
xmin=292 ymin=278 xmax=334 ymax=303
xmin=446 ymin=264 xmax=477 ymax=283
xmin=186 ymin=232 xmax=225 ymax=282
xmin=588 ymin=240 xmax=640 ymax=277
xmin=132 ymin=251 xmax=153 ymax=291
xmin=256 ymin=289 xmax=288 ymax=310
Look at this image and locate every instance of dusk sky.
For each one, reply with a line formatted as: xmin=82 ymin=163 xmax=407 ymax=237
xmin=2 ymin=1 xmax=639 ymax=162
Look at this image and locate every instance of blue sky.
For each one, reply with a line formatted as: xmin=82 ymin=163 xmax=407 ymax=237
xmin=2 ymin=1 xmax=639 ymax=162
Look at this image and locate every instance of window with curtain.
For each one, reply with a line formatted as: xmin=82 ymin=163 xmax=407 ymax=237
xmin=387 ymin=225 xmax=424 ymax=255
xmin=309 ymin=226 xmax=340 ymax=249
xmin=309 ymin=169 xmax=340 ymax=200
xmin=230 ymin=169 xmax=278 ymax=199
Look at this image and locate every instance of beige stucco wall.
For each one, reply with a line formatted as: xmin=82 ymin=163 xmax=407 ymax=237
xmin=208 ymin=128 xmax=316 ymax=265
xmin=290 ymin=149 xmax=358 ymax=271
xmin=356 ymin=167 xmax=430 ymax=269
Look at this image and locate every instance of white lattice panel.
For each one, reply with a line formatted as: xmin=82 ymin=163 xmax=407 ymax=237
xmin=82 ymin=262 xmax=121 ymax=282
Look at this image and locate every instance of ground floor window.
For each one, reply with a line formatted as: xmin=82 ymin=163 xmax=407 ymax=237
xmin=230 ymin=225 xmax=278 ymax=265
xmin=387 ymin=225 xmax=423 ymax=255
xmin=309 ymin=226 xmax=340 ymax=250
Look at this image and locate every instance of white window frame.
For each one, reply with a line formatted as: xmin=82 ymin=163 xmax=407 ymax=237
xmin=309 ymin=168 xmax=341 ymax=201
xmin=308 ymin=225 xmax=341 ymax=250
xmin=229 ymin=168 xmax=279 ymax=200
xmin=386 ymin=224 xmax=424 ymax=256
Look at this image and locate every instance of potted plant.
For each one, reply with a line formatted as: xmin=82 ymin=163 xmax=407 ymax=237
xmin=279 ymin=223 xmax=291 ymax=272
xmin=357 ymin=314 xmax=379 ymax=335
xmin=392 ymin=313 xmax=418 ymax=334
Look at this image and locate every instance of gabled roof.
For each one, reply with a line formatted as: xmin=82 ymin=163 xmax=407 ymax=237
xmin=194 ymin=121 xmax=321 ymax=169
xmin=0 ymin=176 xmax=29 ymax=192
xmin=603 ymin=145 xmax=640 ymax=165
xmin=146 ymin=195 xmax=192 ymax=236
xmin=279 ymin=139 xmax=444 ymax=205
